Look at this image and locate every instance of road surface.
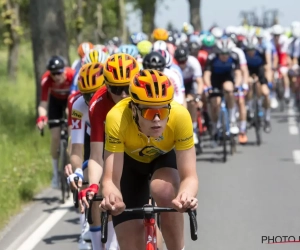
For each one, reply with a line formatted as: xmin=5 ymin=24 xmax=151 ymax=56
xmin=1 ymin=106 xmax=300 ymax=250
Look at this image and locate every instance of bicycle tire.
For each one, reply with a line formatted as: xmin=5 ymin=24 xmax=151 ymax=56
xmin=230 ymin=133 xmax=236 ymax=155
xmin=275 ymin=79 xmax=285 ymax=112
xmin=59 ymin=140 xmax=68 ymax=203
xmin=253 ymin=83 xmax=262 ymax=146
xmin=221 ymin=111 xmax=227 ymax=163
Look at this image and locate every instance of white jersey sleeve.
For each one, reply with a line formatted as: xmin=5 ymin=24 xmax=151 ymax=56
xmin=71 ymin=59 xmax=80 ymax=69
xmin=163 ymin=68 xmax=185 ymax=105
xmin=188 ymin=55 xmax=202 ymax=78
xmin=71 ymin=96 xmax=90 ymax=144
xmin=232 ymin=47 xmax=247 ymax=65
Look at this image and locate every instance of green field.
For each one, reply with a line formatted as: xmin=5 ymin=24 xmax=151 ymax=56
xmin=0 ymin=44 xmax=76 ymax=229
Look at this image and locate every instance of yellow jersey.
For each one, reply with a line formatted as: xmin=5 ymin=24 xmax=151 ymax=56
xmin=104 ymin=98 xmax=194 ymax=163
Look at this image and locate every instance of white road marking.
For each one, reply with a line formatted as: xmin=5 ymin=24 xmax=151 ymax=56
xmin=293 ymin=150 xmax=300 ymax=164
xmin=288 ymin=107 xmax=299 ymax=135
xmin=8 ymin=197 xmax=73 ymax=250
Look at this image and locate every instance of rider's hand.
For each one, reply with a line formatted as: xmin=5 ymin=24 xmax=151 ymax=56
xmin=36 ymin=116 xmax=48 ymax=130
xmin=100 ymin=193 xmax=125 ymax=216
xmin=66 ymin=167 xmax=83 ymax=190
xmin=172 ymin=192 xmax=198 ymax=212
xmin=78 ymin=184 xmax=99 ymax=213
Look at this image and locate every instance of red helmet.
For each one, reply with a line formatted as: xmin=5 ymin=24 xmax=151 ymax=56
xmin=197 ymin=50 xmax=208 ymax=70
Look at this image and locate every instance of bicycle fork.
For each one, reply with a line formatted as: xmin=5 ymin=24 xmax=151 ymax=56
xmin=144 ymin=217 xmax=157 ymax=250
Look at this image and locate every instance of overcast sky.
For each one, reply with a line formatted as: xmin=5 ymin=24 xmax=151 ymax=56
xmin=126 ymin=0 xmax=300 ymax=32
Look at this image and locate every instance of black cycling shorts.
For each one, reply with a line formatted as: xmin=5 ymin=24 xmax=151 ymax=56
xmin=48 ymin=95 xmax=67 ymax=129
xmin=248 ymin=65 xmax=267 ymax=84
xmin=112 ymin=150 xmax=177 ymax=227
xmin=211 ymin=74 xmax=234 ymax=90
xmin=83 ymin=132 xmax=90 ymax=161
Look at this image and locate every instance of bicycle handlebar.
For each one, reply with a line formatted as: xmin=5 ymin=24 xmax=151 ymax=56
xmin=93 ymin=195 xmax=198 ymax=243
xmin=39 ymin=119 xmax=68 ymax=136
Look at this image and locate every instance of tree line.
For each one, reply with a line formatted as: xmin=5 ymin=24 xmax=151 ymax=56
xmin=0 ymin=0 xmax=202 ymax=81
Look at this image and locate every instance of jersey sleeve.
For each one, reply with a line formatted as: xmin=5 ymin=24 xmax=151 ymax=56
xmin=104 ymin=108 xmax=125 ymax=152
xmin=204 ymin=54 xmax=214 ymax=72
xmin=71 ymin=97 xmax=86 ymax=144
xmin=174 ymin=105 xmax=194 ymax=150
xmin=89 ymin=98 xmax=106 ymax=142
xmin=41 ymin=73 xmax=50 ymax=101
xmin=190 ymin=56 xmax=202 ymax=78
xmin=70 ymin=70 xmax=80 ymax=94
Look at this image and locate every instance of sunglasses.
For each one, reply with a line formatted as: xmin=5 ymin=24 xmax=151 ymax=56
xmin=51 ymin=71 xmax=63 ymax=76
xmin=136 ymin=105 xmax=170 ymax=121
xmin=108 ymin=85 xmax=129 ymax=95
xmin=82 ymin=93 xmax=95 ymax=104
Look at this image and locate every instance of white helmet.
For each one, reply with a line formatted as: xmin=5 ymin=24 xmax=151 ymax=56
xmin=216 ymin=39 xmax=232 ymax=53
xmin=182 ymin=22 xmax=194 ymax=35
xmin=211 ymin=27 xmax=223 ymax=39
xmin=291 ymin=21 xmax=300 ymax=29
xmin=153 ymin=40 xmax=168 ymax=51
xmin=292 ymin=26 xmax=300 ymax=38
xmin=225 ymin=26 xmax=237 ymax=35
xmin=82 ymin=49 xmax=108 ymax=64
xmin=271 ymin=24 xmax=284 ymax=35
xmin=243 ymin=36 xmax=259 ymax=49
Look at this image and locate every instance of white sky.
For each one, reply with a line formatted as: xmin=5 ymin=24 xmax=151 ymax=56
xmin=126 ymin=0 xmax=300 ymax=32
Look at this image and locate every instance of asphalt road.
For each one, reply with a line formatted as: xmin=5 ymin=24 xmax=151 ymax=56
xmin=1 ymin=105 xmax=300 ymax=250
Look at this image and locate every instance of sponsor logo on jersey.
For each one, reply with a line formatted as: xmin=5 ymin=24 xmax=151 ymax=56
xmin=72 ymin=119 xmax=81 ymax=129
xmin=177 ymin=134 xmax=193 ymax=142
xmin=136 ymin=146 xmax=166 ymax=157
xmin=72 ymin=109 xmax=83 ymax=119
xmin=107 ymin=135 xmax=121 ymax=144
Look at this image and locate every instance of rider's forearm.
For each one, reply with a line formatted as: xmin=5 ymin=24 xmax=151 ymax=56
xmin=102 ymin=179 xmax=123 ymax=198
xmin=196 ymin=77 xmax=204 ymax=95
xmin=234 ymin=70 xmax=242 ymax=87
xmin=241 ymin=65 xmax=249 ymax=84
xmin=70 ymin=153 xmax=83 ymax=172
xmin=203 ymin=72 xmax=211 ymax=87
xmin=88 ymin=159 xmax=103 ymax=185
xmin=38 ymin=101 xmax=47 ymax=117
xmin=178 ymin=176 xmax=198 ymax=197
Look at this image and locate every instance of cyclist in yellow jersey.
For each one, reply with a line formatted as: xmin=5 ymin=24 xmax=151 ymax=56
xmin=100 ymin=69 xmax=199 ymax=250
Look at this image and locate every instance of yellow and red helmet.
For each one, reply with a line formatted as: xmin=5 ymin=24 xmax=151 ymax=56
xmin=77 ymin=42 xmax=94 ymax=58
xmin=129 ymin=69 xmax=174 ymax=106
xmin=78 ymin=62 xmax=104 ymax=94
xmin=152 ymin=28 xmax=169 ymax=41
xmin=103 ymin=53 xmax=139 ymax=86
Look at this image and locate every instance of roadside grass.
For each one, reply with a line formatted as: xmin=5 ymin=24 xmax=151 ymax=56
xmin=0 ymin=43 xmax=77 ymax=229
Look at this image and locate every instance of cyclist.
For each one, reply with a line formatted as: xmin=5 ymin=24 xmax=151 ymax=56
xmin=270 ymin=24 xmax=291 ymax=102
xmin=243 ymin=36 xmax=272 ymax=136
xmin=203 ymin=39 xmax=242 ymax=145
xmin=174 ymin=46 xmax=204 ymax=146
xmin=130 ymin=32 xmax=148 ymax=45
xmin=36 ymin=56 xmax=76 ymax=188
xmin=66 ymin=63 xmax=119 ymax=250
xmin=99 ymin=69 xmax=198 ymax=250
xmin=78 ymin=53 xmax=140 ymax=250
xmin=72 ymin=42 xmax=94 ymax=71
xmin=255 ymin=27 xmax=278 ymax=109
xmin=142 ymin=51 xmax=186 ymax=107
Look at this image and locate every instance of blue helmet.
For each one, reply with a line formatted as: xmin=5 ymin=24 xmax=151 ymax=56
xmin=130 ymin=32 xmax=148 ymax=45
xmin=118 ymin=44 xmax=139 ymax=58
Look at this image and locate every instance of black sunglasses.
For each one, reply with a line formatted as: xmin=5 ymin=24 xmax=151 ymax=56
xmin=108 ymin=85 xmax=129 ymax=95
xmin=51 ymin=71 xmax=63 ymax=76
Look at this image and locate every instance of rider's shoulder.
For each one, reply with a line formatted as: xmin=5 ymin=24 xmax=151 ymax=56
xmin=207 ymin=53 xmax=217 ymax=60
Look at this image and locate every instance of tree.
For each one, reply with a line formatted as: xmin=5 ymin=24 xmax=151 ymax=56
xmin=128 ymin=0 xmax=157 ymax=37
xmin=29 ymin=0 xmax=70 ymax=110
xmin=188 ymin=0 xmax=202 ymax=31
xmin=118 ymin=0 xmax=127 ymax=43
xmin=0 ymin=0 xmax=23 ymax=81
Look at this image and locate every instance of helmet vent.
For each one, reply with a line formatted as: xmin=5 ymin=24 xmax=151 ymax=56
xmin=145 ymin=84 xmax=153 ymax=97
